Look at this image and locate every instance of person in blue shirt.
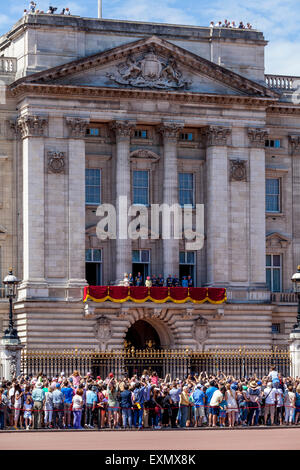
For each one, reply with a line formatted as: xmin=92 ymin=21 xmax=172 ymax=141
xmin=52 ymin=383 xmax=64 ymax=429
xmin=205 ymin=380 xmax=218 ymax=427
xmin=182 ymin=276 xmax=188 ymax=287
xmin=135 ymin=272 xmax=143 ymax=286
xmin=120 ymin=384 xmax=133 ymax=428
xmin=61 ymin=380 xmax=74 ymax=428
xmin=192 ymin=384 xmax=205 ymax=427
xmin=85 ymin=385 xmax=98 ymax=429
xmin=132 ymin=382 xmax=145 ymax=428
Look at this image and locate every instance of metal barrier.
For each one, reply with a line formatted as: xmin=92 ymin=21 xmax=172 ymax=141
xmin=21 ymin=347 xmax=291 ymax=379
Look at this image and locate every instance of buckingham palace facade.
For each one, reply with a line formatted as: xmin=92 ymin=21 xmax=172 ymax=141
xmin=0 ymin=13 xmax=299 ymax=353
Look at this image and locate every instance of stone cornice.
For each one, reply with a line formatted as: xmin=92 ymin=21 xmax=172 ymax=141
xmin=248 ymin=127 xmax=269 ymax=148
xmin=201 ymin=125 xmax=232 ymax=147
xmin=65 ymin=117 xmax=89 ymax=138
xmin=16 ymin=114 xmax=48 ymax=139
xmin=267 ymin=105 xmax=300 ymax=115
xmin=8 ymin=83 xmax=278 ymax=108
xmin=9 ymin=35 xmax=277 ymax=99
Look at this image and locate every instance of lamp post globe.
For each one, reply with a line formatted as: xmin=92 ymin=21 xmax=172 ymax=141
xmin=2 ymin=268 xmax=21 ymax=345
xmin=291 ymin=265 xmax=300 ymax=332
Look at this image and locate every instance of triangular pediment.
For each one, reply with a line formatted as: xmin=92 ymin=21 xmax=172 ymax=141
xmin=10 ymin=36 xmax=277 ymax=99
xmin=266 ymin=231 xmax=291 ymax=248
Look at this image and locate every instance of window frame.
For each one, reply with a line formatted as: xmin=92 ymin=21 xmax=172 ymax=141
xmin=265 ymin=139 xmax=281 ymax=149
xmin=266 ymin=177 xmax=281 ymax=213
xmin=85 ymin=249 xmax=102 ymax=285
xmin=266 ymin=254 xmax=282 ymax=292
xmin=85 ymin=168 xmax=101 ymax=206
xmin=132 ymin=249 xmax=151 ymax=264
xmin=178 ymin=172 xmax=195 ymax=208
xmin=132 ymin=169 xmax=150 ymax=206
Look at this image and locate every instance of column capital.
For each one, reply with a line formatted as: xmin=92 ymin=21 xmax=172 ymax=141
xmin=16 ymin=114 xmax=48 ymax=139
xmin=110 ymin=120 xmax=136 ymax=140
xmin=289 ymin=135 xmax=300 ymax=154
xmin=201 ymin=125 xmax=231 ymax=147
xmin=65 ymin=117 xmax=89 ymax=138
xmin=157 ymin=121 xmax=184 ymax=141
xmin=247 ymin=127 xmax=269 ymax=148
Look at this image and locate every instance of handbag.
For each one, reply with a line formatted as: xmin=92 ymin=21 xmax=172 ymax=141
xmin=261 ymin=389 xmax=272 ymax=406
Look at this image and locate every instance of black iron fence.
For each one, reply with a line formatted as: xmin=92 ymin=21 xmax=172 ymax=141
xmin=21 ymin=347 xmax=291 ymax=379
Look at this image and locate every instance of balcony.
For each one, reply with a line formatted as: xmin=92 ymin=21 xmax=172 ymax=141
xmin=0 ymin=57 xmax=17 ymax=74
xmin=265 ymin=74 xmax=300 ymax=103
xmin=83 ymin=286 xmax=226 ymax=304
xmin=271 ymin=292 xmax=298 ymax=304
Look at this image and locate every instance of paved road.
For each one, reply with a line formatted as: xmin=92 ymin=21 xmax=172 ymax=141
xmin=1 ymin=428 xmax=300 ymax=450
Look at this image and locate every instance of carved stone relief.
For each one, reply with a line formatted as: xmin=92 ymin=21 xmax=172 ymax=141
xmin=230 ymin=159 xmax=247 ymax=182
xmin=107 ymin=48 xmax=191 ymax=90
xmin=47 ymin=151 xmax=66 ymax=174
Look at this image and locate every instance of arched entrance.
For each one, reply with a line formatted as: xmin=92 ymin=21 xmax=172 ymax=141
xmin=125 ymin=320 xmax=161 ymax=349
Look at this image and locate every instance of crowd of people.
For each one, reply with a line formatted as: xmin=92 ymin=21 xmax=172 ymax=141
xmin=0 ymin=367 xmax=300 ymax=431
xmin=24 ymin=2 xmax=71 ymax=15
xmin=209 ymin=20 xmax=253 ymax=29
xmin=124 ymin=273 xmax=193 ymax=288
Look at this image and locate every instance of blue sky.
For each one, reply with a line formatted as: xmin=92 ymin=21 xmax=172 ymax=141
xmin=1 ymin=0 xmax=300 ymax=75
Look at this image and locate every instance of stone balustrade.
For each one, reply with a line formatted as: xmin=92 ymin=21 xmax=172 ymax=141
xmin=0 ymin=57 xmax=17 ymax=74
xmin=265 ymin=74 xmax=299 ymax=91
xmin=271 ymin=292 xmax=298 ymax=304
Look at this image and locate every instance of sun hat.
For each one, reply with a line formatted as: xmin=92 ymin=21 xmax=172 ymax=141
xmin=249 ymin=380 xmax=259 ymax=389
xmin=36 ymin=382 xmax=43 ymax=388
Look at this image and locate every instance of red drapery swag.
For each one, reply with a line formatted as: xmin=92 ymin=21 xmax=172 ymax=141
xmin=83 ymin=286 xmax=226 ymax=304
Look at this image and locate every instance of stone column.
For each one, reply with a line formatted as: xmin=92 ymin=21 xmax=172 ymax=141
xmin=110 ymin=121 xmax=135 ymax=282
xmin=17 ymin=115 xmax=49 ymax=299
xmin=66 ymin=118 xmax=89 ymax=295
xmin=202 ymin=125 xmax=231 ymax=286
xmin=248 ymin=128 xmax=269 ymax=286
xmin=159 ymin=122 xmax=183 ymax=280
xmin=289 ymin=135 xmax=300 ymax=271
xmin=290 ymin=330 xmax=300 ymax=378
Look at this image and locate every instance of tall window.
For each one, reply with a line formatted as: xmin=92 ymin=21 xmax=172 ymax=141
xmin=266 ymin=178 xmax=280 ymax=212
xmin=179 ymin=173 xmax=194 ymax=207
xmin=266 ymin=254 xmax=282 ymax=292
xmin=86 ymin=249 xmax=102 ymax=285
xmin=86 ymin=169 xmax=101 ymax=205
xmin=133 ymin=170 xmax=149 ymax=206
xmin=179 ymin=251 xmax=196 ymax=284
xmin=132 ymin=250 xmax=150 ymax=282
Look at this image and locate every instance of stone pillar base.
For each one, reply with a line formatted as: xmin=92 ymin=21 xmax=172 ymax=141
xmin=0 ymin=341 xmax=24 ymax=380
xmin=18 ymin=281 xmax=49 ymax=300
xmin=290 ymin=331 xmax=300 ymax=377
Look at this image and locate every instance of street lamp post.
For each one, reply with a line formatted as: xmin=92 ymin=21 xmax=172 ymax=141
xmin=0 ymin=268 xmax=23 ymax=380
xmin=291 ymin=265 xmax=300 ymax=332
xmin=2 ymin=268 xmax=20 ymax=345
xmin=289 ymin=266 xmax=300 ymax=378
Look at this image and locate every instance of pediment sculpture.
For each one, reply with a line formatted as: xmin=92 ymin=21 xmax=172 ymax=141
xmin=107 ymin=49 xmax=191 ymax=90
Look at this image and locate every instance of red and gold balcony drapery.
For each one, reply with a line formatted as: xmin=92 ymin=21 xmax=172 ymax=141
xmin=83 ymin=286 xmax=226 ymax=304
